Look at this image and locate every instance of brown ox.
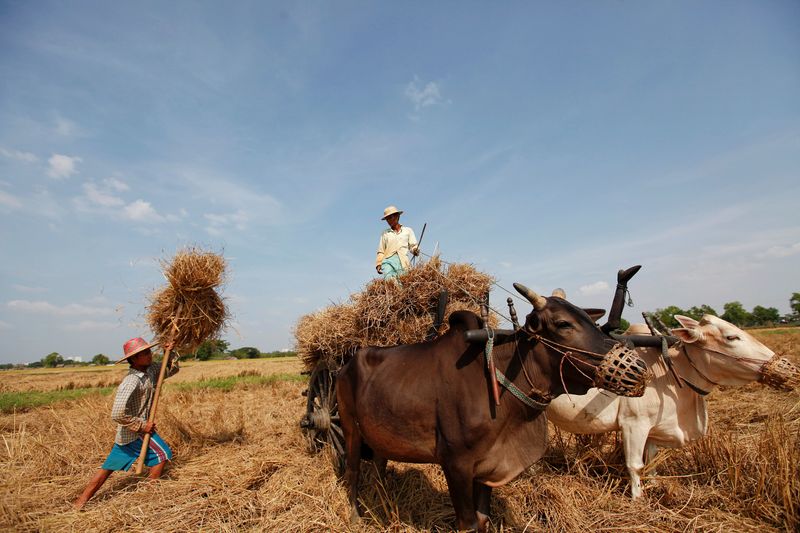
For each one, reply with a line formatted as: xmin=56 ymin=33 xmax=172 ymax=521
xmin=337 ymin=284 xmax=651 ymax=532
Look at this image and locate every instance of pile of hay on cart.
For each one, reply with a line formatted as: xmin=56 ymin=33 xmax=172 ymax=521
xmin=294 ymin=257 xmax=498 ymax=371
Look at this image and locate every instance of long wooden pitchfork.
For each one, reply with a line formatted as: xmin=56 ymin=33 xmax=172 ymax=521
xmin=133 ymin=305 xmax=182 ymax=474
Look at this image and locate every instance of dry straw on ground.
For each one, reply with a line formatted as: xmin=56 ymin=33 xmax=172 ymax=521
xmin=294 ymin=257 xmax=498 ymax=370
xmin=146 ymin=247 xmax=229 ymax=353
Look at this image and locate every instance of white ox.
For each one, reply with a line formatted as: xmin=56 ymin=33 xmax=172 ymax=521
xmin=547 ymin=314 xmax=800 ymax=499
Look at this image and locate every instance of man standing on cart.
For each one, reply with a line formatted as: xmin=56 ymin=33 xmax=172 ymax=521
xmin=375 ymin=205 xmax=419 ymax=279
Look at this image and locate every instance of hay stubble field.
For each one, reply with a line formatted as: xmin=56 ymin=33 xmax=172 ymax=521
xmin=1 ymin=330 xmax=798 ymax=532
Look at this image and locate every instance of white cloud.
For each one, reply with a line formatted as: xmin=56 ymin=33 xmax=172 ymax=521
xmin=579 ymin=281 xmax=610 ymax=296
xmin=204 ymin=210 xmax=248 ymax=235
xmin=405 ymin=76 xmax=443 ymax=110
xmin=0 ymin=147 xmax=37 ymax=162
xmin=758 ymin=242 xmax=800 ymax=259
xmin=55 ymin=117 xmax=78 ymax=136
xmin=0 ymin=190 xmax=22 ymax=209
xmin=61 ymin=320 xmax=119 ymax=332
xmin=12 ymin=285 xmax=48 ymax=293
xmin=123 ymin=199 xmax=163 ymax=222
xmin=47 ymin=153 xmax=82 ymax=179
xmin=7 ymin=300 xmax=114 ymax=316
xmin=0 ymin=320 xmax=11 ymax=330
xmin=83 ymin=182 xmax=125 ymax=207
xmin=104 ymin=177 xmax=129 ymax=191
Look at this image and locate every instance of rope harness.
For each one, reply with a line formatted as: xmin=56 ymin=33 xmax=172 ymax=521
xmin=485 ymin=327 xmax=650 ymax=410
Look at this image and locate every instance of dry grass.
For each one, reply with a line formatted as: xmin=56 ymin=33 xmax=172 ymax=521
xmin=1 ymin=357 xmax=300 ymax=394
xmin=0 ymin=330 xmax=797 ymax=532
xmin=294 ymin=257 xmax=497 ymax=371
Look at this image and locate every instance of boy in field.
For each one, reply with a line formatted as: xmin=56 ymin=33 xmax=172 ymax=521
xmin=74 ymin=337 xmax=179 ymax=510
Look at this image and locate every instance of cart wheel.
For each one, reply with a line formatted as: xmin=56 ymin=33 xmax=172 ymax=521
xmin=300 ymin=362 xmax=345 ymax=475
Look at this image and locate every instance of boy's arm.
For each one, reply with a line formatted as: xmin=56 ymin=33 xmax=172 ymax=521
xmin=110 ymin=377 xmax=145 ymax=433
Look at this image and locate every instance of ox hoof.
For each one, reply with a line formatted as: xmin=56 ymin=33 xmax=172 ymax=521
xmin=349 ymin=507 xmax=361 ymax=526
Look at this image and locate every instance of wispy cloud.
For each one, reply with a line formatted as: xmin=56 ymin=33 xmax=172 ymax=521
xmin=579 ymin=281 xmax=610 ymax=296
xmin=47 ymin=154 xmax=82 ymax=179
xmin=12 ymin=285 xmax=48 ymax=293
xmin=0 ymin=190 xmax=23 ymax=210
xmin=83 ymin=182 xmax=125 ymax=207
xmin=0 ymin=320 xmax=11 ymax=330
xmin=61 ymin=320 xmax=119 ymax=332
xmin=7 ymin=300 xmax=114 ymax=316
xmin=123 ymin=199 xmax=164 ymax=222
xmin=0 ymin=147 xmax=38 ymax=162
xmin=405 ymin=76 xmax=444 ymax=111
xmin=758 ymin=242 xmax=800 ymax=259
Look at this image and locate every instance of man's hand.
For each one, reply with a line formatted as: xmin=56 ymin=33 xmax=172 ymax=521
xmin=143 ymin=420 xmax=157 ymax=434
xmin=376 ymin=265 xmax=383 ymax=274
xmin=411 ymin=246 xmax=420 ymax=256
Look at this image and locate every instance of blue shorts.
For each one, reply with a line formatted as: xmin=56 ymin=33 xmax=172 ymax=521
xmin=381 ymin=254 xmax=405 ymax=279
xmin=101 ymin=433 xmax=173 ymax=471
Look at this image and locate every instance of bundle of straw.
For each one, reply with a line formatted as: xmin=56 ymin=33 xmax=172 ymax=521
xmin=146 ymin=247 xmax=229 ymax=352
xmin=294 ymin=257 xmax=497 ymax=371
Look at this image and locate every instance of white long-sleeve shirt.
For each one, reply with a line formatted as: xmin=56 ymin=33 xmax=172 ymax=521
xmin=375 ymin=225 xmax=418 ymax=270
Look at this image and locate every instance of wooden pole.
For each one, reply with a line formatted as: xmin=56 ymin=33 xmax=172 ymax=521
xmin=134 ymin=306 xmax=181 ymax=474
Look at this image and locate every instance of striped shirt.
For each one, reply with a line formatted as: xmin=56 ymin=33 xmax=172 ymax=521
xmin=111 ymin=358 xmax=179 ymax=445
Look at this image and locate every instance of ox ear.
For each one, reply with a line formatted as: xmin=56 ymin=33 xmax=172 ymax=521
xmin=672 ymin=327 xmax=703 ymax=344
xmin=551 ymin=288 xmax=567 ymax=299
xmin=674 ymin=315 xmax=699 ymax=328
xmin=583 ymin=308 xmax=606 ymax=323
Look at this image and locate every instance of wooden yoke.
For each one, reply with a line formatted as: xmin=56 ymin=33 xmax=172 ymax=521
xmin=134 ymin=305 xmax=182 ymax=474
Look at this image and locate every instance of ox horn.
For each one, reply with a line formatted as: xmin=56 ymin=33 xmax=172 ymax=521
xmin=513 ymin=283 xmax=547 ymax=311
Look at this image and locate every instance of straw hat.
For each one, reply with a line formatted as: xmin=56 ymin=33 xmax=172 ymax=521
xmin=116 ymin=337 xmax=160 ymax=364
xmin=381 ymin=205 xmax=403 ymax=220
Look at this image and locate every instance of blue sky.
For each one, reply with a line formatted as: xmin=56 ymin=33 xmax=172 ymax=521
xmin=1 ymin=1 xmax=798 ymax=363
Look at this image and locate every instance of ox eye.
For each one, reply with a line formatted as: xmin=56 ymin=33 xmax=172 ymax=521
xmin=726 ymin=335 xmax=740 ymax=341
xmin=555 ymin=320 xmax=572 ymax=329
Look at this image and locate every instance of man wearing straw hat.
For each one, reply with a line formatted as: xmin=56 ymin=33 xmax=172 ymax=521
xmin=375 ymin=205 xmax=419 ymax=279
xmin=74 ymin=337 xmax=179 ymax=510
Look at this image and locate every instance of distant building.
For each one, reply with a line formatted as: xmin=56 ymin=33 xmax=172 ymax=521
xmin=66 ymin=356 xmax=83 ymax=363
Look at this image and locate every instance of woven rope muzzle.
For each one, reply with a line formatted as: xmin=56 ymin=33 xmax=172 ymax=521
xmin=593 ymin=343 xmax=652 ymax=397
xmin=759 ymin=355 xmax=800 ymax=391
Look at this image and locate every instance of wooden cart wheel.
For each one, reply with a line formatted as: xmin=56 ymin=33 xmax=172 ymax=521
xmin=300 ymin=361 xmax=345 ymax=475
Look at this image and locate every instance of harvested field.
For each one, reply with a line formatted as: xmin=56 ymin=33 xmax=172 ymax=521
xmin=0 ymin=330 xmax=797 ymax=532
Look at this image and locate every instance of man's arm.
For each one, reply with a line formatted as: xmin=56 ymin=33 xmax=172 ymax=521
xmin=407 ymin=227 xmax=419 ymax=255
xmin=375 ymin=232 xmax=387 ymax=272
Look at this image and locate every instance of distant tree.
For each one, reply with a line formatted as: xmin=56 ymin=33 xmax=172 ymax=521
xmin=652 ymin=306 xmax=685 ymax=328
xmin=618 ymin=317 xmax=630 ymax=332
xmin=751 ymin=305 xmax=780 ymax=326
xmin=791 ymin=292 xmax=800 ymax=318
xmin=192 ymin=339 xmax=230 ymax=361
xmin=42 ymin=352 xmax=64 ymax=368
xmin=721 ymin=301 xmax=750 ymax=327
xmin=685 ymin=305 xmax=718 ymax=321
xmin=231 ymin=347 xmax=261 ymax=359
xmin=92 ymin=354 xmax=110 ymax=365
xmin=27 ymin=361 xmax=43 ymax=368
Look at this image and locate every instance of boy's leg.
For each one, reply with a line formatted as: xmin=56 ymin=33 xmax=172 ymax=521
xmin=147 ymin=460 xmax=167 ymax=480
xmin=74 ymin=469 xmax=112 ymax=510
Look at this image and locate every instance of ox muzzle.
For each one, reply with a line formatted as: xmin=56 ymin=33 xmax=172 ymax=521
xmin=591 ymin=342 xmax=651 ymax=397
xmin=759 ymin=355 xmax=800 ymax=391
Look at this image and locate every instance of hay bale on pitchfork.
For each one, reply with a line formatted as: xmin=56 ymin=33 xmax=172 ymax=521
xmin=146 ymin=247 xmax=229 ymax=352
xmin=134 ymin=247 xmax=229 ymax=473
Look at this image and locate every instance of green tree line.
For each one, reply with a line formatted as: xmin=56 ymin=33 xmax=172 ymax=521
xmin=650 ymin=292 xmax=800 ymax=329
